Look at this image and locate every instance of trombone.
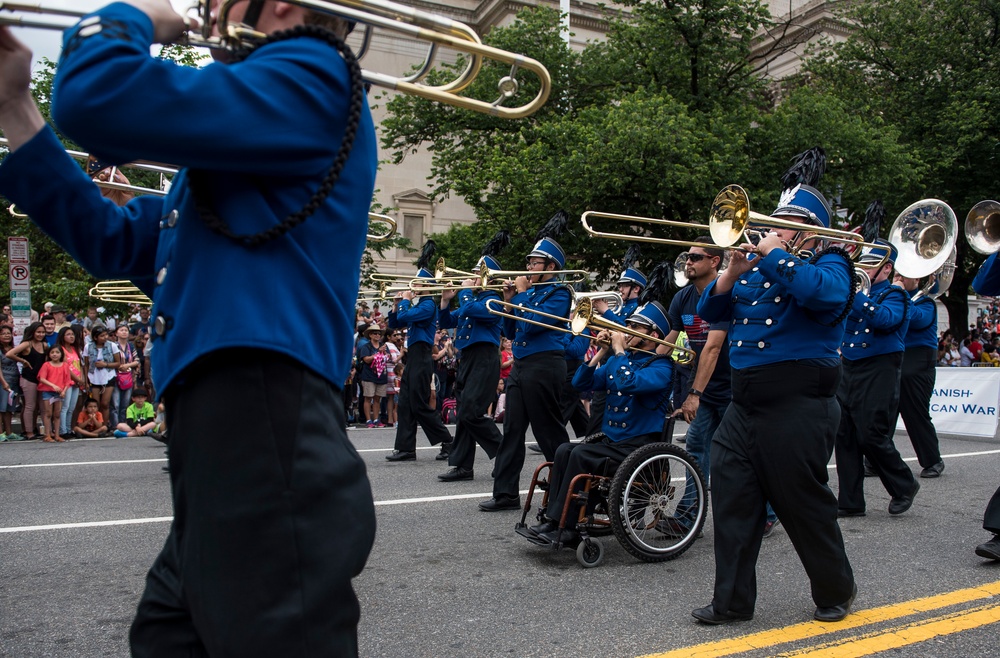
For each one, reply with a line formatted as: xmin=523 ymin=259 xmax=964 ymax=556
xmin=0 ymin=0 xmax=551 ymax=118
xmin=485 ymin=297 xmax=694 ymax=363
xmin=581 ymin=210 xmax=707 ymax=248
xmin=477 ymin=261 xmax=591 ymax=286
xmin=0 ymin=137 xmax=397 ymax=241
xmin=89 ymin=281 xmax=153 ymax=306
xmin=965 ymin=200 xmax=1000 ymax=255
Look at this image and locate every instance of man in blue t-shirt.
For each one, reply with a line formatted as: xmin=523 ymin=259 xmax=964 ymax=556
xmin=665 ymin=238 xmax=731 ymax=484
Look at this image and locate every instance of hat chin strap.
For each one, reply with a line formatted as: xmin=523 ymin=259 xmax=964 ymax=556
xmin=242 ymin=0 xmax=266 ymax=30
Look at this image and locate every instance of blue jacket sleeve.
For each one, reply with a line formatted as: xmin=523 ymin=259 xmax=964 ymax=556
xmin=52 ymin=3 xmax=356 ymax=175
xmin=572 ymin=362 xmax=607 ymax=392
xmin=0 ymin=127 xmax=161 ymax=290
xmin=852 ymin=286 xmax=908 ymax=330
xmin=437 ymin=305 xmax=459 ymax=330
xmin=395 ymin=298 xmax=436 ymax=324
xmin=909 ymin=297 xmax=936 ymax=331
xmin=609 ymin=356 xmax=674 ymax=395
xmin=510 ymin=287 xmax=572 ymax=338
xmin=386 ymin=310 xmax=400 ymax=329
xmin=756 ymin=248 xmax=851 ymax=312
xmin=697 ymin=279 xmax=733 ymax=324
xmin=973 ymin=254 xmax=1000 ymax=296
xmin=601 ymin=308 xmax=626 ymax=326
xmin=459 ymin=290 xmax=501 ymax=320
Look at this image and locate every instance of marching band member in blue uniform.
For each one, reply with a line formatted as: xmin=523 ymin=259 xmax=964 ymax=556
xmin=387 ymin=264 xmax=453 ymax=460
xmin=971 ymin=252 xmax=1000 ymax=561
xmin=560 ymin=331 xmax=592 ymax=438
xmin=891 ymin=272 xmax=945 ymax=478
xmin=0 ymin=2 xmax=377 ymax=654
xmin=835 ymin=239 xmax=920 ymax=517
xmin=523 ymin=302 xmax=674 ymax=545
xmin=480 ymin=237 xmax=573 ymax=511
xmin=585 ymin=258 xmax=646 ymax=436
xmin=436 ymin=253 xmax=505 ymax=481
xmin=695 ymin=180 xmax=856 ymax=624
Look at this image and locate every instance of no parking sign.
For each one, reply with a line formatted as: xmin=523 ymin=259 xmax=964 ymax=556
xmin=9 ymin=261 xmax=29 ymax=290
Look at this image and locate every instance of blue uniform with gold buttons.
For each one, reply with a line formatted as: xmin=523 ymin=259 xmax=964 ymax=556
xmin=835 ymin=278 xmax=918 ymax=515
xmin=388 ymin=294 xmax=453 ymax=453
xmin=437 ymin=288 xmax=503 ymax=471
xmin=503 ymin=285 xmax=572 ymax=357
xmin=600 ymin=297 xmax=639 ymax=327
xmin=0 ymin=4 xmax=378 ymax=655
xmin=972 ymin=254 xmax=1000 ymax=542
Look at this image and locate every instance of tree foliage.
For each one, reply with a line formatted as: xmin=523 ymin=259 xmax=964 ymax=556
xmin=806 ymin=0 xmax=1000 ymax=336
xmin=379 ymin=1 xmax=923 ymax=292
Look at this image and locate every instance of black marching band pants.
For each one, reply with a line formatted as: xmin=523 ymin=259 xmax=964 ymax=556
xmin=560 ymin=358 xmax=590 ymax=438
xmin=493 ymin=351 xmax=570 ymax=499
xmin=448 ymin=342 xmax=502 ymax=471
xmin=896 ymin=346 xmax=943 ymax=468
xmin=710 ymin=362 xmax=854 ymax=615
xmin=130 ymin=349 xmax=376 ymax=658
xmin=986 ymin=486 xmax=1000 ymax=535
xmin=835 ymin=352 xmax=916 ymax=512
xmin=545 ymin=434 xmax=658 ymax=527
xmin=394 ymin=341 xmax=452 ymax=452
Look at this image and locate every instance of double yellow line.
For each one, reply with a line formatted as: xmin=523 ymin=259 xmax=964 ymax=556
xmin=642 ymin=580 xmax=1000 ymax=658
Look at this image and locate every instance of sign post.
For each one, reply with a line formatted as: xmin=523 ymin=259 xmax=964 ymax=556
xmin=7 ymin=237 xmax=30 ymax=344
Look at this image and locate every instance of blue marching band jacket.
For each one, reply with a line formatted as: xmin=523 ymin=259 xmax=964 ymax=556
xmin=973 ymin=253 xmax=1000 ymax=296
xmin=0 ymin=3 xmax=377 ymax=395
xmin=388 ymin=296 xmax=438 ymax=346
xmin=502 ymin=284 xmax=573 ymax=358
xmin=437 ymin=288 xmax=502 ymax=349
xmin=572 ymin=352 xmax=673 ymax=442
xmin=600 ymin=297 xmax=639 ymax=327
xmin=698 ymin=247 xmax=853 ymax=369
xmin=841 ymin=279 xmax=910 ymax=361
xmin=904 ymin=290 xmax=938 ymax=350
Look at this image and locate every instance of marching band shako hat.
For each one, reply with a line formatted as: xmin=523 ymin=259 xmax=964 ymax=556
xmin=772 ymin=184 xmax=834 ymax=228
xmin=527 ymin=237 xmax=567 ymax=269
xmin=627 ymin=301 xmax=670 ymax=337
xmin=476 ymin=255 xmax=503 ymax=272
xmin=857 ymin=238 xmax=898 ymax=267
xmin=416 ymin=268 xmax=435 ymax=279
xmin=617 ymin=267 xmax=647 ymax=288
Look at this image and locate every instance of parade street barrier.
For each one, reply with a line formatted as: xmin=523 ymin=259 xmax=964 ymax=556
xmin=899 ymin=367 xmax=1000 ymax=438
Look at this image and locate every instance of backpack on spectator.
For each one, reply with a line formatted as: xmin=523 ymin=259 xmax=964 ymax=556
xmin=441 ymin=397 xmax=457 ymax=424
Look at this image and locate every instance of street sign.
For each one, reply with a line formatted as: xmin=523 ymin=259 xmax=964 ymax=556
xmin=9 ymin=262 xmax=30 ymax=291
xmin=10 ymin=290 xmax=30 ymax=313
xmin=7 ymin=236 xmax=28 ymax=263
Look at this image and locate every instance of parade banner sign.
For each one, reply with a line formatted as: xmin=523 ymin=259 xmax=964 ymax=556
xmin=900 ymin=368 xmax=1000 ymax=438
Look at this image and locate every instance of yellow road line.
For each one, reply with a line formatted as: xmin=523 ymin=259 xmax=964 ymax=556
xmin=641 ymin=580 xmax=1000 ymax=658
xmin=780 ymin=603 xmax=1000 ymax=657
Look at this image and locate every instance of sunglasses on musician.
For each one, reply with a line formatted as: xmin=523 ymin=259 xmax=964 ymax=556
xmin=685 ymin=253 xmax=707 ymax=263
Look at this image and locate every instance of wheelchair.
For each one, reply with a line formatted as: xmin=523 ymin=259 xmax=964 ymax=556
xmin=514 ymin=426 xmax=707 ymax=568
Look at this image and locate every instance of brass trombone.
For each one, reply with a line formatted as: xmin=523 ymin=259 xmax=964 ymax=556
xmin=965 ymin=200 xmax=1000 ymax=255
xmin=581 ymin=210 xmax=707 ymax=248
xmin=0 ymin=138 xmax=397 ymax=241
xmin=477 ymin=262 xmax=591 ymax=286
xmin=88 ymin=281 xmax=153 ymax=306
xmin=0 ymin=0 xmax=551 ymax=118
xmin=484 ymin=297 xmax=695 ymax=363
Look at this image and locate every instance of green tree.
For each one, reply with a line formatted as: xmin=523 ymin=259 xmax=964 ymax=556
xmin=806 ymin=0 xmax=1000 ymax=336
xmin=380 ymin=2 xmax=922 ymax=289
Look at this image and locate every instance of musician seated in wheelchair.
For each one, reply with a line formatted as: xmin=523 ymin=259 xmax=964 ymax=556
xmin=525 ymin=301 xmax=674 ymax=545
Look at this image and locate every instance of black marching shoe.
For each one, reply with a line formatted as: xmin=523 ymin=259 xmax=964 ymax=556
xmin=919 ymin=461 xmax=945 ymax=478
xmin=888 ymin=481 xmax=920 ymax=515
xmin=438 ymin=467 xmax=474 ymax=482
xmin=815 ymin=584 xmax=857 ymax=622
xmin=975 ymin=534 xmax=1000 ymax=561
xmin=435 ymin=442 xmax=452 ymax=461
xmin=385 ymin=450 xmax=417 ymax=462
xmin=527 ymin=444 xmax=544 ymax=454
xmin=691 ymin=605 xmax=753 ymax=625
xmin=538 ymin=526 xmax=579 ymax=546
xmin=478 ymin=495 xmax=520 ymax=512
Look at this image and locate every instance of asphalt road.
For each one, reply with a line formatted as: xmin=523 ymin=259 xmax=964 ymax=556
xmin=1 ymin=423 xmax=999 ymax=657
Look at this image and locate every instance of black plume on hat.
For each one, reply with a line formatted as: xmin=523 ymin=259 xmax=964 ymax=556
xmin=861 ymin=200 xmax=885 ymax=244
xmin=481 ymin=229 xmax=511 ymax=257
xmin=535 ymin=210 xmax=570 ymax=241
xmin=780 ymin=146 xmax=827 ymax=190
xmin=622 ymin=244 xmax=642 ymax=270
xmin=416 ymin=239 xmax=437 ymax=271
xmin=638 ymin=260 xmax=671 ymax=306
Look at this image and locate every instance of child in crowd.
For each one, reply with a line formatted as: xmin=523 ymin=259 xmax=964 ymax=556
xmin=74 ymin=397 xmax=109 ymax=438
xmin=37 ymin=345 xmax=72 ymax=442
xmin=114 ymin=389 xmax=156 ymax=438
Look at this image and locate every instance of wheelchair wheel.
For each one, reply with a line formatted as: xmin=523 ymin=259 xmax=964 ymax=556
xmin=608 ymin=442 xmax=707 ymax=562
xmin=576 ymin=538 xmax=604 ymax=568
